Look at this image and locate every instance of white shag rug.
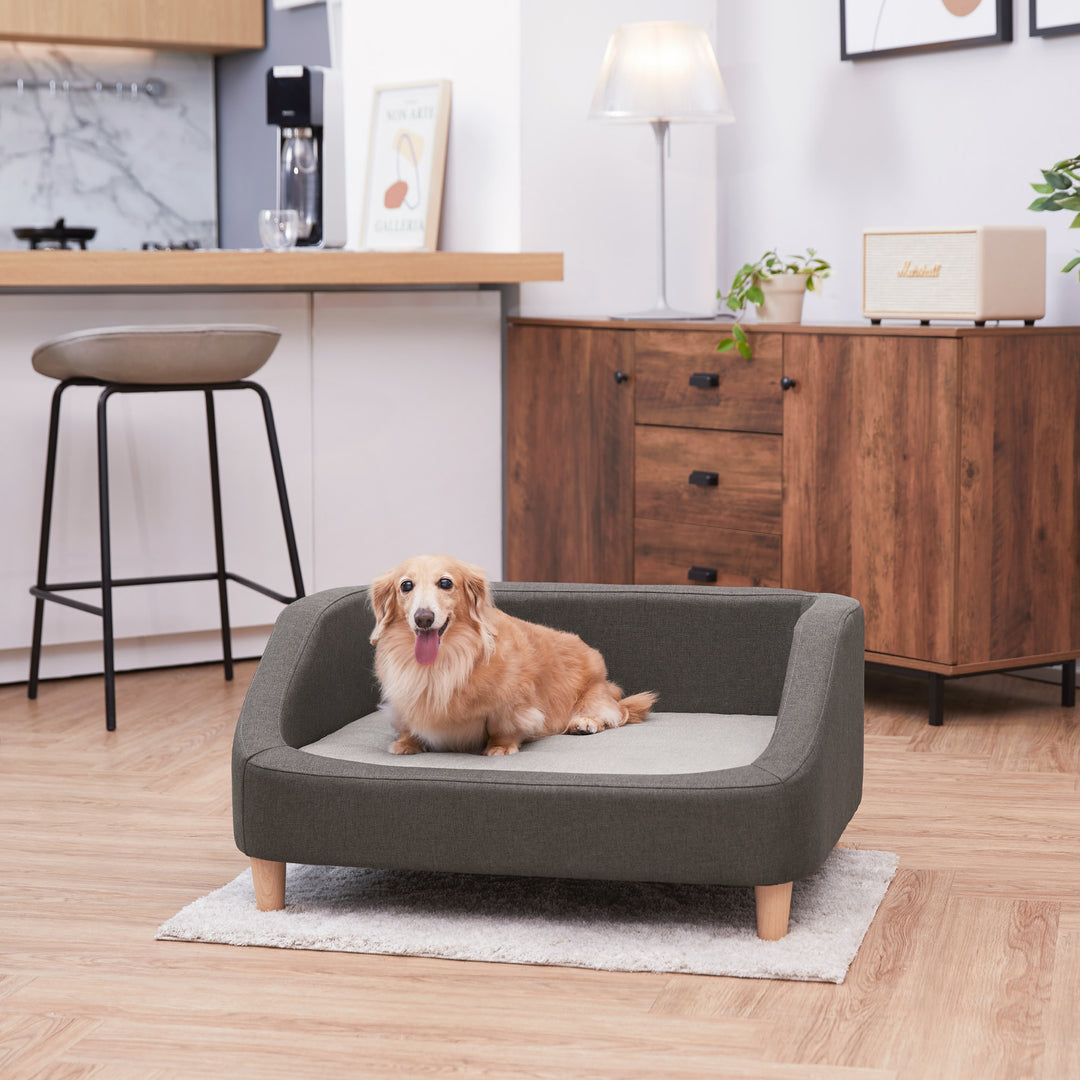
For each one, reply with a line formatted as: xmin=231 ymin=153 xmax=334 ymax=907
xmin=158 ymin=847 xmax=898 ymax=984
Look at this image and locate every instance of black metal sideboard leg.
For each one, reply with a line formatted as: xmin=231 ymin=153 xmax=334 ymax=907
xmin=928 ymin=673 xmax=945 ymax=727
xmin=1063 ymin=659 xmax=1077 ymax=709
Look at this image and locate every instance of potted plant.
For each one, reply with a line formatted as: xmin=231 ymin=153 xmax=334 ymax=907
xmin=717 ymin=248 xmax=831 ymax=359
xmin=1028 ymin=153 xmax=1080 ymax=279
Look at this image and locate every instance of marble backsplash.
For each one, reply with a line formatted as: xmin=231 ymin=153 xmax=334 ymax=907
xmin=0 ymin=43 xmax=217 ymax=251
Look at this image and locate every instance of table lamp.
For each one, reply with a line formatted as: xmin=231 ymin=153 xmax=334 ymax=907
xmin=589 ymin=21 xmax=734 ymax=319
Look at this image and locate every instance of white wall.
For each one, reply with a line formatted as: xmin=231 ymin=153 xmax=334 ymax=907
xmin=714 ymin=1 xmax=1080 ymax=326
xmin=340 ymin=0 xmax=521 ymax=252
xmin=519 ymin=0 xmax=721 ymax=318
xmin=338 ymin=2 xmax=1080 ymax=324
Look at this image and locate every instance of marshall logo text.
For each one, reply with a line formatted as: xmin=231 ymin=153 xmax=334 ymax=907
xmin=897 ymin=261 xmax=942 ymax=278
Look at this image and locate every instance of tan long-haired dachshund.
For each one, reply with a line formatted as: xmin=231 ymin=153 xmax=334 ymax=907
xmin=369 ymin=555 xmax=657 ymax=755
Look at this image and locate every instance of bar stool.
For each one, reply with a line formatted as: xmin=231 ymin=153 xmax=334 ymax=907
xmin=27 ymin=324 xmax=306 ymax=731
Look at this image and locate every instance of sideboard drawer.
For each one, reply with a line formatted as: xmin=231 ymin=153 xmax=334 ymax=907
xmin=634 ymin=517 xmax=781 ymax=587
xmin=635 ymin=329 xmax=783 ymax=432
xmin=635 ymin=425 xmax=782 ymax=533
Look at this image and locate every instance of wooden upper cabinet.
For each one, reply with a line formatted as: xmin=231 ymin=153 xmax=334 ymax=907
xmin=0 ymin=0 xmax=264 ymax=52
xmin=781 ymin=331 xmax=961 ymax=664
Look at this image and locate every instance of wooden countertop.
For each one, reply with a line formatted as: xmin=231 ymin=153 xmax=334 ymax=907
xmin=509 ymin=315 xmax=1075 ymax=335
xmin=0 ymin=250 xmax=564 ymax=292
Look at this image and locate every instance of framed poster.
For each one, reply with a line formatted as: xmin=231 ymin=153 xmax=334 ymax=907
xmin=841 ymin=0 xmax=1012 ymax=59
xmin=1030 ymin=0 xmax=1080 ymax=36
xmin=360 ymin=80 xmax=451 ymax=251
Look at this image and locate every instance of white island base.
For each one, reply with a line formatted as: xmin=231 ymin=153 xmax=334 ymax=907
xmin=0 ymin=289 xmax=503 ymax=685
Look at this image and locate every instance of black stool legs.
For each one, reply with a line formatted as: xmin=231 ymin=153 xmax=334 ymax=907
xmin=29 ymin=378 xmax=305 ymax=731
xmin=27 ymin=379 xmax=67 ymax=704
xmin=97 ymin=387 xmax=118 ymax=729
xmin=205 ymin=390 xmax=233 ymax=683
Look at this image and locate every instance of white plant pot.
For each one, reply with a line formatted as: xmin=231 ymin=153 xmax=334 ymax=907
xmin=756 ymin=275 xmax=807 ymax=324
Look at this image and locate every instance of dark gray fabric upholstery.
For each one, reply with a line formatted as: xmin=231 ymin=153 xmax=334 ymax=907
xmin=232 ymin=583 xmax=864 ymax=888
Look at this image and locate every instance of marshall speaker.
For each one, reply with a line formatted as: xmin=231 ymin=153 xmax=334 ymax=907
xmin=862 ymin=226 xmax=1045 ymax=325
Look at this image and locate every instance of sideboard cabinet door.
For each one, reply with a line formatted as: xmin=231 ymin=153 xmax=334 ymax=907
xmin=957 ymin=332 xmax=1080 ymax=665
xmin=781 ymin=332 xmax=961 ymax=664
xmin=506 ymin=324 xmax=634 ymax=583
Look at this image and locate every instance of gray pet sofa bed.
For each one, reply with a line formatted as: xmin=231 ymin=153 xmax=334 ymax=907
xmin=232 ymin=582 xmax=864 ymax=940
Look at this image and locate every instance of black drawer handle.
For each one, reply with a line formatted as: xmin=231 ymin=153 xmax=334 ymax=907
xmin=689 ymin=470 xmax=719 ymax=487
xmin=614 ymin=370 xmax=630 ymax=384
xmin=689 ymin=372 xmax=720 ymax=389
xmin=780 ymin=376 xmax=797 ymax=390
xmin=688 ymin=566 xmax=718 ymax=583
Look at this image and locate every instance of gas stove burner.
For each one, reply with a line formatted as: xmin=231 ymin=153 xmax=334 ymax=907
xmin=141 ymin=240 xmax=202 ymax=251
xmin=14 ymin=217 xmax=96 ymax=250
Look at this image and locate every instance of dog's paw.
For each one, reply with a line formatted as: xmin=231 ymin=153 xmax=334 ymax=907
xmin=483 ymin=743 xmax=519 ymax=756
xmin=566 ymin=716 xmax=602 ymax=735
xmin=390 ymin=736 xmax=424 ymax=755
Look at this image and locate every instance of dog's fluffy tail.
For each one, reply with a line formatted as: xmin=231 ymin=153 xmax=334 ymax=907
xmin=619 ymin=690 xmax=658 ymax=725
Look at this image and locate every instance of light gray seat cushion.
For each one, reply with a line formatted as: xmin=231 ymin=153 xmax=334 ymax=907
xmin=302 ymin=710 xmax=778 ymax=775
xmin=32 ymin=323 xmax=281 ymax=384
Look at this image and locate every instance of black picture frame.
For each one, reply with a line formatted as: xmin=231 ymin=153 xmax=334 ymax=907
xmin=840 ymin=0 xmax=1012 ymax=60
xmin=1030 ymin=0 xmax=1080 ymax=37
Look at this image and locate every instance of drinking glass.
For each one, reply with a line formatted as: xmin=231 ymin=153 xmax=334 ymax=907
xmin=258 ymin=209 xmax=300 ymax=252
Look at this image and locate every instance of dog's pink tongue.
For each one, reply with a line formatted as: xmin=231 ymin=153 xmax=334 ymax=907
xmin=415 ymin=629 xmax=440 ymax=665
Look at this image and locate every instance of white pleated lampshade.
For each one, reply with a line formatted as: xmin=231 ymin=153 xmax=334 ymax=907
xmin=589 ymin=21 xmax=734 ymax=123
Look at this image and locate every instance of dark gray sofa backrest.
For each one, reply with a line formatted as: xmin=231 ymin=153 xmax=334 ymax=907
xmin=492 ymin=582 xmax=814 ymax=717
xmin=248 ymin=583 xmax=824 ymax=750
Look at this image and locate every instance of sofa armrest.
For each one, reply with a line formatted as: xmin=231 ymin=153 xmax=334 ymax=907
xmin=233 ymin=586 xmax=381 ymax=765
xmin=751 ymin=592 xmax=865 ymax=841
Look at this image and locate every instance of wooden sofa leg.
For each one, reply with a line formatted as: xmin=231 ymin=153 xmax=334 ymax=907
xmin=251 ymin=858 xmax=286 ymax=911
xmin=755 ymin=881 xmax=793 ymax=940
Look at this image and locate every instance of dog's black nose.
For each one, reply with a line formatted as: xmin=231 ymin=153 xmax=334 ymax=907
xmin=414 ymin=608 xmax=435 ymax=630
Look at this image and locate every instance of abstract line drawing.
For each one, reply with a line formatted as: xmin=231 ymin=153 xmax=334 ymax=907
xmin=870 ymin=0 xmax=984 ymax=48
xmin=383 ymin=130 xmax=424 ymax=211
xmin=841 ymin=0 xmax=1008 ymax=59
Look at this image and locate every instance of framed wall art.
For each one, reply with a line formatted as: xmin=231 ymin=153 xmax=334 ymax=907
xmin=1030 ymin=0 xmax=1080 ymax=36
xmin=360 ymin=80 xmax=451 ymax=251
xmin=841 ymin=0 xmax=1012 ymax=60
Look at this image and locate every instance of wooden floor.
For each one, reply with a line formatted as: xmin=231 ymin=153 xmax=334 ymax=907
xmin=1 ymin=661 xmax=1078 ymax=1079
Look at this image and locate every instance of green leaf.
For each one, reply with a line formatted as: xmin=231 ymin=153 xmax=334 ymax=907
xmin=1056 ymin=195 xmax=1080 ymax=211
xmin=717 ymin=338 xmax=736 ymax=352
xmin=733 ymin=324 xmax=748 ymax=345
xmin=1031 ymin=182 xmax=1055 ymax=194
xmin=736 ymin=338 xmax=752 ymax=361
xmin=1071 ymin=212 xmax=1080 ymax=229
xmin=1028 ymin=197 xmax=1051 ymax=211
xmin=1063 ymin=255 xmax=1080 ymax=273
xmin=1044 ymin=170 xmax=1072 ymax=190
xmin=746 ymin=286 xmax=765 ymax=306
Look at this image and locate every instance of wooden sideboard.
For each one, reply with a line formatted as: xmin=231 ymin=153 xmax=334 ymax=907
xmin=506 ymin=318 xmax=1080 ymax=723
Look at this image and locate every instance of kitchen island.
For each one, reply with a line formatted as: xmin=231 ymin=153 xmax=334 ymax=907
xmin=0 ymin=250 xmax=562 ymax=686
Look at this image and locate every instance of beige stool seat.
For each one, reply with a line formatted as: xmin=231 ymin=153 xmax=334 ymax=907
xmin=32 ymin=324 xmax=281 ymax=384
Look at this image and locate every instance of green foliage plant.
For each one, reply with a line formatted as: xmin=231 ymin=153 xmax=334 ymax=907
xmin=1028 ymin=154 xmax=1080 ymax=279
xmin=716 ymin=248 xmax=831 ymax=360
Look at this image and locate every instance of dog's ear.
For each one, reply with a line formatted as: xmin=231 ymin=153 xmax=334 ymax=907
xmin=460 ymin=561 xmax=497 ymax=659
xmin=369 ymin=571 xmax=398 ymax=644
xmin=461 ymin=562 xmax=491 ymax=622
